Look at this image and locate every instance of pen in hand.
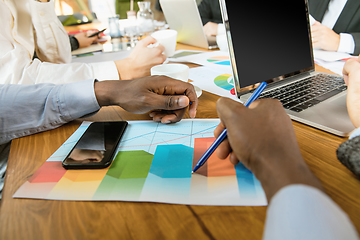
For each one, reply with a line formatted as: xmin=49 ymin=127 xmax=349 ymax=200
xmin=191 ymin=81 xmax=268 ymax=174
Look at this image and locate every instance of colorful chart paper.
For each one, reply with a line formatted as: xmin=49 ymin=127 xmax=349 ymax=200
xmin=14 ymin=120 xmax=266 ymax=206
xmin=207 ymin=56 xmax=231 ymax=66
xmin=189 ymin=67 xmax=239 ymax=101
xmin=214 ymin=73 xmax=234 ymax=91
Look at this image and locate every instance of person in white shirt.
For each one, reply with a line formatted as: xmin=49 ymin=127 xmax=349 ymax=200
xmin=213 ymin=56 xmax=360 ymax=239
xmin=197 ymin=0 xmax=225 ymax=37
xmin=0 ymin=0 xmax=166 ymax=84
xmin=309 ymin=0 xmax=360 ymax=55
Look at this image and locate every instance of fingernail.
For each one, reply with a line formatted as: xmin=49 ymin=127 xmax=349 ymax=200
xmin=149 ymin=112 xmax=155 ymax=117
xmin=163 ymin=120 xmax=171 ymax=124
xmin=178 ymin=96 xmax=188 ymax=107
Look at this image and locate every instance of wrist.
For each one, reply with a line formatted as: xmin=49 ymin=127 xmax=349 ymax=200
xmin=94 ymin=81 xmax=120 ymax=106
xmin=253 ymin=155 xmax=324 ymax=202
xmin=114 ymin=59 xmax=133 ymax=80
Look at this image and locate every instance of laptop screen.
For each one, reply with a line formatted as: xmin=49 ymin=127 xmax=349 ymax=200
xmin=221 ymin=0 xmax=314 ymax=91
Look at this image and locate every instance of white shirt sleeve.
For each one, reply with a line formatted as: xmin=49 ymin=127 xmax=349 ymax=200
xmin=29 ymin=0 xmax=71 ymax=64
xmin=217 ymin=23 xmax=226 ymax=35
xmin=337 ymin=33 xmax=356 ymax=54
xmin=263 ymin=184 xmax=359 ymax=240
xmin=0 ymin=0 xmax=119 ymax=85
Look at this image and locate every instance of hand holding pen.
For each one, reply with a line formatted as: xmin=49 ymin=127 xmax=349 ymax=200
xmin=192 ymin=82 xmax=267 ymax=173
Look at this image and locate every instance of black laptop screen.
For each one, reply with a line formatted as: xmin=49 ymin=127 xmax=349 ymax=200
xmin=223 ymin=0 xmax=314 ymax=89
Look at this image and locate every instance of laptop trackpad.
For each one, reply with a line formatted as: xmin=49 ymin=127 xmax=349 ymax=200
xmin=288 ymin=93 xmax=355 ymax=137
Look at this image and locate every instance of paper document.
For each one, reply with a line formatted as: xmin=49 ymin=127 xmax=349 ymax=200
xmin=189 ymin=66 xmax=240 ymax=101
xmin=71 ymin=43 xmax=104 ymax=56
xmin=13 ymin=120 xmax=266 ymax=206
xmin=72 ymin=50 xmax=131 ymax=64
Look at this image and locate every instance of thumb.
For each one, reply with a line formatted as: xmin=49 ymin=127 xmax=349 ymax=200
xmin=151 ymin=95 xmax=190 ymax=110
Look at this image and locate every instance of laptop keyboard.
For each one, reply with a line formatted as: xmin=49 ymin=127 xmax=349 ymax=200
xmin=258 ymin=74 xmax=347 ymax=112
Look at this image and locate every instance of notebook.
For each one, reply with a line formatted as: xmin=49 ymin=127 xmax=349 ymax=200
xmin=219 ymin=0 xmax=355 ymax=137
xmin=159 ymin=0 xmax=218 ymax=49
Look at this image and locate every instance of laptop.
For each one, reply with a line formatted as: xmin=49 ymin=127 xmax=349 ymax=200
xmin=159 ymin=0 xmax=218 ymax=49
xmin=219 ymin=0 xmax=355 ymax=137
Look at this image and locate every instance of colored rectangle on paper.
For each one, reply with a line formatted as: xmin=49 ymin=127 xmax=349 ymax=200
xmin=13 ymin=182 xmax=58 ymax=199
xmin=29 ymin=161 xmax=66 ymax=183
xmin=106 ymin=151 xmax=153 ymax=179
xmin=93 ymin=175 xmax=146 ymax=201
xmin=63 ymin=168 xmax=108 ymax=182
xmin=235 ymin=163 xmax=257 ymax=199
xmin=47 ymin=177 xmax=103 ymax=200
xmin=150 ymin=145 xmax=193 ymax=178
xmin=193 ymin=137 xmax=235 ymax=177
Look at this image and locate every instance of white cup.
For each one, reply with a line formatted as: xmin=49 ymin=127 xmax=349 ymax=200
xmin=151 ymin=29 xmax=178 ymax=57
xmin=151 ymin=63 xmax=189 ymax=82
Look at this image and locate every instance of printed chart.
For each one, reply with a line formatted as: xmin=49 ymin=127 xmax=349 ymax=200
xmin=214 ymin=73 xmax=234 ymax=91
xmin=207 ymin=56 xmax=231 ymax=66
xmin=14 ymin=120 xmax=266 ymax=206
xmin=189 ymin=67 xmax=239 ymax=101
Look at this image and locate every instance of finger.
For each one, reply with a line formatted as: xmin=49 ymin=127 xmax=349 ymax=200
xmin=139 ymin=36 xmax=157 ymax=47
xmin=229 ymin=153 xmax=240 ymax=165
xmin=343 ymin=59 xmax=360 ymax=76
xmin=216 ymin=138 xmax=232 ymax=159
xmin=153 ymin=78 xmax=199 ymax=114
xmin=152 ymin=95 xmax=190 ymax=111
xmin=155 ymin=43 xmax=166 ymax=54
xmin=214 ymin=122 xmax=225 ymax=137
xmin=88 ymin=35 xmax=98 ymax=43
xmin=150 ymin=109 xmax=186 ymax=123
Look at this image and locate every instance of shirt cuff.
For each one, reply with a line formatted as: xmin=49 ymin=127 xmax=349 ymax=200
xmin=89 ymin=61 xmax=119 ymax=81
xmin=337 ymin=33 xmax=355 ymax=54
xmin=217 ymin=23 xmax=226 ymax=35
xmin=59 ymin=79 xmax=100 ymax=121
xmin=349 ymin=127 xmax=360 ymax=139
xmin=263 ymin=184 xmax=358 ymax=240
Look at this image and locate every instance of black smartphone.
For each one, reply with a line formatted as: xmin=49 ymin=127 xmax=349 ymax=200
xmin=62 ymin=121 xmax=127 ymax=169
xmin=88 ymin=28 xmax=107 ymax=38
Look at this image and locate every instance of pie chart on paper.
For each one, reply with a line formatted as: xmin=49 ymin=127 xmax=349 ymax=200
xmin=214 ymin=74 xmax=234 ymax=91
xmin=207 ymin=56 xmax=231 ymax=66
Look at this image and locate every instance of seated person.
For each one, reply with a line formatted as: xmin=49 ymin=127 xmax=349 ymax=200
xmin=198 ymin=0 xmax=225 ymax=37
xmin=0 ymin=76 xmax=199 ymax=199
xmin=212 ymin=57 xmax=360 ymax=239
xmin=309 ymin=0 xmax=360 ymax=55
xmin=1 ymin=0 xmax=165 ymax=84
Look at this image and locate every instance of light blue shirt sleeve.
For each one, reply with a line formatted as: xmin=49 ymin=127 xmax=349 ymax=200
xmin=263 ymin=184 xmax=359 ymax=240
xmin=350 ymin=127 xmax=360 ymax=140
xmin=0 ymin=79 xmax=100 ymax=145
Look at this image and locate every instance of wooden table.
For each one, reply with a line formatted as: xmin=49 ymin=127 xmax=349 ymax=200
xmin=1 ymin=40 xmax=360 ymax=239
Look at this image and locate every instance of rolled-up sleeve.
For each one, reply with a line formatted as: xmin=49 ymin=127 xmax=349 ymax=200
xmin=0 ymin=79 xmax=100 ymax=144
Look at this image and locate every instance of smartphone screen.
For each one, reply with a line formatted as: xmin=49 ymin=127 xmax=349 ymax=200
xmin=62 ymin=121 xmax=128 ymax=169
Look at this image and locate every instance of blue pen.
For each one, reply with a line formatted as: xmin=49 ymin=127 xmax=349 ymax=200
xmin=192 ymin=81 xmax=268 ymax=173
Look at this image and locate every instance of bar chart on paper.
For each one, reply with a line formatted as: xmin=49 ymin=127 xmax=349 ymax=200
xmin=14 ymin=120 xmax=267 ymax=206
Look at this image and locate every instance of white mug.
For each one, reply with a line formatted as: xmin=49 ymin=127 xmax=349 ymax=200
xmin=151 ymin=29 xmax=178 ymax=57
xmin=151 ymin=63 xmax=189 ymax=82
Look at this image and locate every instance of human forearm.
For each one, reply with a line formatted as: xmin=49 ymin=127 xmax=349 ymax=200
xmin=0 ymin=80 xmax=99 ymax=144
xmin=254 ymin=154 xmax=323 ymax=201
